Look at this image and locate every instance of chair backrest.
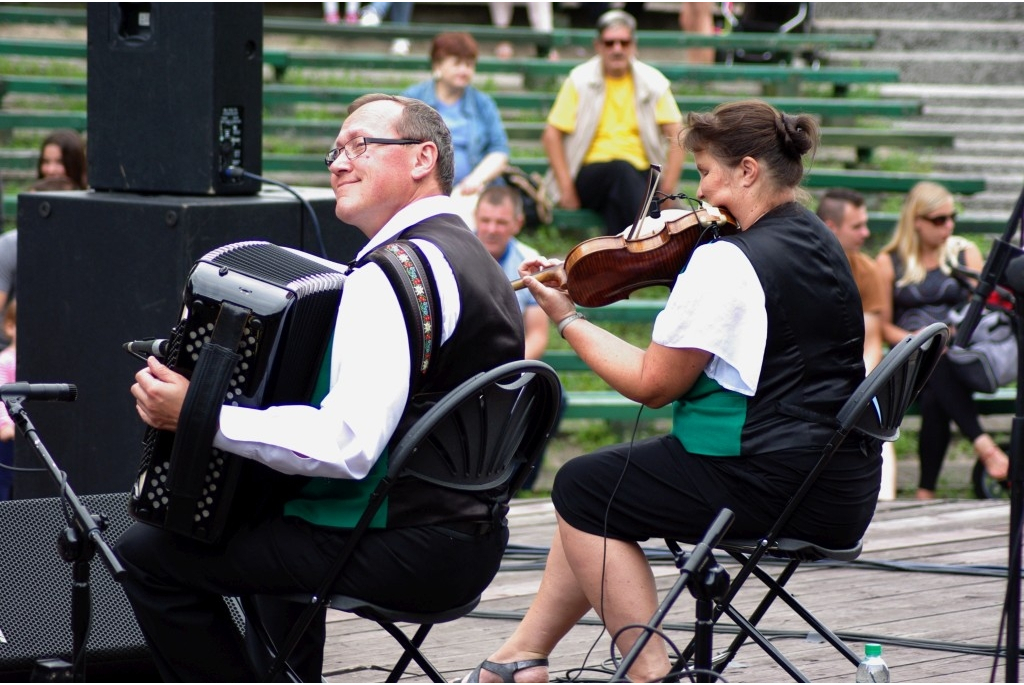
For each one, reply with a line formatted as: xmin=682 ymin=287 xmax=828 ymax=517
xmin=257 ymin=360 xmax=563 ymax=681
xmin=840 ymin=321 xmax=949 ymax=443
xmin=388 ymin=359 xmax=563 ymax=502
xmin=760 ymin=322 xmax=948 ymax=546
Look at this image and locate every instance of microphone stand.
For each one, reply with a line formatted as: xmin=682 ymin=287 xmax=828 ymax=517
xmin=611 ymin=508 xmax=734 ymax=683
xmin=3 ymin=393 xmax=126 ymax=682
xmin=951 ymin=185 xmax=1024 ymax=682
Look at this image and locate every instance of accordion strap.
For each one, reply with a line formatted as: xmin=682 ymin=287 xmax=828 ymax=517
xmin=366 ymin=241 xmax=439 ymax=395
xmin=164 ymin=302 xmax=248 ymax=535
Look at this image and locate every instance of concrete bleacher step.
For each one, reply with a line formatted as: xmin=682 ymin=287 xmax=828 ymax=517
xmin=813 ymin=3 xmax=1024 ymax=220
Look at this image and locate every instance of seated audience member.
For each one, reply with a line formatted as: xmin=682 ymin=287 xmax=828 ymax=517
xmin=460 ymin=100 xmax=878 ymax=683
xmin=474 ymin=186 xmax=549 ymax=362
xmin=488 ymin=2 xmax=559 ymax=60
xmin=817 ymin=188 xmax=884 ymax=371
xmin=679 ymin=2 xmax=716 ymax=64
xmin=541 ymin=10 xmax=684 ymax=235
xmin=37 ymin=130 xmax=87 ymax=190
xmin=403 ymin=32 xmax=509 ymax=229
xmin=355 ymin=2 xmax=414 ymax=54
xmin=0 ymin=176 xmax=79 ymax=314
xmin=817 ymin=187 xmax=897 ymax=500
xmin=474 ymin=186 xmax=554 ymax=491
xmin=876 ymin=181 xmax=1008 ymax=500
xmin=0 ymin=176 xmax=79 ymax=353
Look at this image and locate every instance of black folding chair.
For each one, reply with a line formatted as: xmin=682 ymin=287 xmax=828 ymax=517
xmin=666 ymin=322 xmax=949 ymax=682
xmin=244 ymin=359 xmax=563 ymax=682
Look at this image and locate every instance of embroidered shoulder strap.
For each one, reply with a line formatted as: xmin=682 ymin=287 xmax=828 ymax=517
xmin=364 ymin=240 xmax=440 ymax=395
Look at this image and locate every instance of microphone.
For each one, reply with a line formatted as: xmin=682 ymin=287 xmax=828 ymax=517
xmin=221 ymin=166 xmax=328 ymax=258
xmin=124 ymin=338 xmax=170 ymax=361
xmin=0 ymin=383 xmax=78 ymax=402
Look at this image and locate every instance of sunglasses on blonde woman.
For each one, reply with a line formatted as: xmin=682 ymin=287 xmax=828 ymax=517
xmin=918 ymin=212 xmax=957 ymax=226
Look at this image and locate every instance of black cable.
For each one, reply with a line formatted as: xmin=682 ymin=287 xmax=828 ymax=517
xmin=501 ymin=543 xmax=1019 ymax=579
xmin=0 ymin=460 xmax=47 ymax=473
xmin=221 ymin=166 xmax=328 ymax=258
xmin=575 ymin=404 xmax=645 ymax=681
xmin=469 ymin=608 xmax=1005 ymax=659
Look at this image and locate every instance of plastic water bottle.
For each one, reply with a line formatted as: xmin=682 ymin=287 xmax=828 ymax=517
xmin=855 ymin=643 xmax=890 ymax=683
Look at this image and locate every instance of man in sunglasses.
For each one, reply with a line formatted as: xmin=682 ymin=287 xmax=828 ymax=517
xmin=117 ymin=94 xmax=526 ymax=681
xmin=541 ymin=8 xmax=685 ymax=235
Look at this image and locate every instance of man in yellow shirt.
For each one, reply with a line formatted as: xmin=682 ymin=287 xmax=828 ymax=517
xmin=541 ymin=9 xmax=685 ymax=235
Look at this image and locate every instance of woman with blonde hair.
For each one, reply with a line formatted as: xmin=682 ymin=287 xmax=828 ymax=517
xmin=876 ymin=181 xmax=1008 ymax=499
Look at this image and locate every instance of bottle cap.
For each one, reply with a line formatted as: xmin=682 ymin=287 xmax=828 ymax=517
xmin=865 ymin=643 xmax=883 ymax=657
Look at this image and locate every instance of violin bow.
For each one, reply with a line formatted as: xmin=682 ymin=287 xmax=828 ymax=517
xmin=627 ymin=164 xmax=662 ymax=241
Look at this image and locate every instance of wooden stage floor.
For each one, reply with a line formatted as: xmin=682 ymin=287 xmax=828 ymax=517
xmin=319 ymin=497 xmax=1019 ymax=683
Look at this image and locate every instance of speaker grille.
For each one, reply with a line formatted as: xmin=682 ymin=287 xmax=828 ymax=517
xmin=0 ymin=492 xmax=156 ymax=681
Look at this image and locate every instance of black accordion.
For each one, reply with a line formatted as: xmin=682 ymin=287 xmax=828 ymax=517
xmin=129 ymin=241 xmax=347 ymax=544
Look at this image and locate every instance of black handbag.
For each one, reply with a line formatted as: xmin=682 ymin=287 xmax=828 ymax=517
xmin=947 ymin=307 xmax=1017 ymax=394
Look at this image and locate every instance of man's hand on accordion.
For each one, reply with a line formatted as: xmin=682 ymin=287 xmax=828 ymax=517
xmin=132 ymin=356 xmax=190 ymax=431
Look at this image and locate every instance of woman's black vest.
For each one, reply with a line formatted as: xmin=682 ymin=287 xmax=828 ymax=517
xmin=724 ymin=202 xmax=865 ymax=454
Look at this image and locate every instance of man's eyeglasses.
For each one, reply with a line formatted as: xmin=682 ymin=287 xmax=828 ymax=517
xmin=918 ymin=212 xmax=957 ymax=226
xmin=601 ymin=38 xmax=633 ymax=48
xmin=325 ymin=137 xmax=423 ymax=166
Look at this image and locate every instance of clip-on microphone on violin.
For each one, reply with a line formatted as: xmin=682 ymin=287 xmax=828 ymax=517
xmin=221 ymin=166 xmax=329 ymax=258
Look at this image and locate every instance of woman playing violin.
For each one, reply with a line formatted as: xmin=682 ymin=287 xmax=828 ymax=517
xmin=460 ymin=100 xmax=879 ymax=684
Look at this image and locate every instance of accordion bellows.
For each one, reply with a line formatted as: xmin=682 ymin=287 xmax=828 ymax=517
xmin=130 ymin=241 xmax=347 ymax=544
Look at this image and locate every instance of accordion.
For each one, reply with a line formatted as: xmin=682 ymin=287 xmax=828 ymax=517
xmin=129 ymin=241 xmax=347 ymax=543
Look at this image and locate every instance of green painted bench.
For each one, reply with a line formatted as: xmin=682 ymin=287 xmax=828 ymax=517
xmin=258 ymin=48 xmax=899 ymax=98
xmin=536 ymin=301 xmax=1016 ymax=422
xmin=0 ymin=72 xmax=920 ymax=122
xmin=0 ymin=39 xmax=894 ymax=94
xmin=259 ymin=82 xmax=923 ymax=123
xmin=0 ymin=6 xmax=878 ymax=55
xmin=258 ymin=152 xmax=985 ymax=196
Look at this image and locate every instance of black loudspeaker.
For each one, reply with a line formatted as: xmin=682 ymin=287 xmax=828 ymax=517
xmin=87 ymin=3 xmax=262 ymax=195
xmin=0 ymin=492 xmax=157 ymax=681
xmin=13 ymin=189 xmax=366 ymax=499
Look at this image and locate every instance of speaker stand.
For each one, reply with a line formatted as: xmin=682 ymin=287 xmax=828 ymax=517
xmin=3 ymin=393 xmax=126 ymax=681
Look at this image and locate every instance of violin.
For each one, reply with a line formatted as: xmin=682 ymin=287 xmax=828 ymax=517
xmin=513 ymin=204 xmax=739 ymax=308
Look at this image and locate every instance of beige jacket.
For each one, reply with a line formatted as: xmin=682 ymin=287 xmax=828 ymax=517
xmin=543 ymin=56 xmax=673 ymax=204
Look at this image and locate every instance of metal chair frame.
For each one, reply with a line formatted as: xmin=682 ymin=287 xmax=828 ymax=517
xmin=671 ymin=322 xmax=949 ymax=682
xmin=244 ymin=359 xmax=563 ymax=682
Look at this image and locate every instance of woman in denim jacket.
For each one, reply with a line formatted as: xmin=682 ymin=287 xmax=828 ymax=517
xmin=403 ymin=32 xmax=509 ymax=228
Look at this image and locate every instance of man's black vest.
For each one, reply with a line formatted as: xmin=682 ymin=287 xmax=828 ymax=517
xmin=284 ymin=213 xmax=525 ymax=529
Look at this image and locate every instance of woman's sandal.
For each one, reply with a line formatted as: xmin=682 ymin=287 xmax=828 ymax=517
xmin=975 ymin=434 xmax=1010 ymax=481
xmin=460 ymin=658 xmax=549 ymax=683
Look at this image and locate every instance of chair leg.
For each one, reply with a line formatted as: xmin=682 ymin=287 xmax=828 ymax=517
xmin=377 ymin=622 xmax=445 ymax=683
xmin=716 ymin=603 xmax=810 ymax=682
xmin=712 ymin=554 xmax=802 ymax=672
xmin=745 ymin=563 xmax=861 ymax=666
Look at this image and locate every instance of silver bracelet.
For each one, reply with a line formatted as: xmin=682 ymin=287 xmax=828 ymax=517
xmin=557 ymin=311 xmax=586 ymax=338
